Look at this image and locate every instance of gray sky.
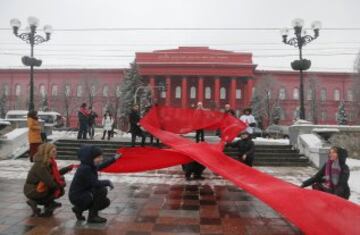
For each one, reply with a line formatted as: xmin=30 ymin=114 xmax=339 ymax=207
xmin=0 ymin=0 xmax=359 ymax=72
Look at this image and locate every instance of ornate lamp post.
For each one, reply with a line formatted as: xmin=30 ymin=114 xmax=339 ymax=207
xmin=10 ymin=17 xmax=53 ymax=111
xmin=281 ymin=18 xmax=321 ymax=120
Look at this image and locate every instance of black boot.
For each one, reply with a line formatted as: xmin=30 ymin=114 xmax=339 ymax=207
xmin=87 ymin=210 xmax=107 ymax=223
xmin=41 ymin=201 xmax=61 ymax=217
xmin=72 ymin=206 xmax=86 ymax=221
xmin=26 ymin=200 xmax=41 ymax=217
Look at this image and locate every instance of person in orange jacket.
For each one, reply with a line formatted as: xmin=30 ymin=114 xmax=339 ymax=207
xmin=27 ymin=110 xmax=42 ymax=162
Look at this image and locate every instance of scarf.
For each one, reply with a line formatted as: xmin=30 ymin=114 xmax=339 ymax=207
xmin=50 ymin=158 xmax=65 ymax=198
xmin=323 ymin=159 xmax=341 ymax=190
xmin=79 ymin=107 xmax=89 ymax=116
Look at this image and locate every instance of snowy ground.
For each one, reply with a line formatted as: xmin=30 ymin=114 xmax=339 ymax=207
xmin=0 ymin=158 xmax=359 ymax=205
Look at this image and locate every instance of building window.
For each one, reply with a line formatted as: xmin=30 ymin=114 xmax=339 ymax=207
xmin=321 ymin=111 xmax=327 ymax=121
xmin=39 ymin=84 xmax=46 ymax=98
xmin=161 ymin=90 xmax=166 ymax=98
xmin=347 ymin=89 xmax=353 ymax=101
xmin=307 ymin=89 xmax=313 ymax=101
xmin=334 ymin=89 xmax=340 ymax=101
xmin=236 ymin=89 xmax=242 ymax=99
xmin=91 ymin=85 xmax=97 ymax=96
xmin=77 ymin=85 xmax=83 ymax=97
xmin=205 ymin=86 xmax=211 ymax=99
xmin=175 ymin=86 xmax=181 ymax=98
xmin=220 ymin=87 xmax=226 ymax=100
xmin=103 ymin=85 xmax=109 ymax=97
xmin=15 ymin=84 xmax=21 ymax=97
xmin=281 ymin=109 xmax=286 ymax=120
xmin=293 ymin=88 xmax=299 ymax=100
xmin=65 ymin=85 xmax=71 ymax=96
xmin=190 ymin=86 xmax=196 ymax=99
xmin=279 ymin=87 xmax=286 ymax=100
xmin=320 ymin=88 xmax=327 ymax=101
xmin=116 ymin=86 xmax=121 ymax=97
xmin=51 ymin=85 xmax=58 ymax=96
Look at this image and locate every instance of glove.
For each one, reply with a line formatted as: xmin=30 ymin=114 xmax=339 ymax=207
xmin=113 ymin=153 xmax=122 ymax=160
xmin=104 ymin=180 xmax=114 ymax=190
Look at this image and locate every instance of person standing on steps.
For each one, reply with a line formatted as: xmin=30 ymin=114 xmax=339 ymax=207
xmin=69 ymin=145 xmax=121 ymax=223
xmin=129 ymin=104 xmax=145 ymax=147
xmin=239 ymin=108 xmax=256 ymax=136
xmin=230 ymin=131 xmax=255 ymax=167
xmin=27 ymin=110 xmax=42 ymax=162
xmin=77 ymin=103 xmax=90 ymax=140
xmin=195 ymin=101 xmax=206 ymax=143
xmin=224 ymin=103 xmax=236 ymax=116
xmin=88 ymin=106 xmax=98 ymax=140
xmin=24 ymin=143 xmax=75 ymax=217
xmin=101 ymin=111 xmax=114 ymax=141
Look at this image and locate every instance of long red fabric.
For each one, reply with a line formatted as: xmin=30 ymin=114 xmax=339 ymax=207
xmin=103 ymin=106 xmax=360 ymax=235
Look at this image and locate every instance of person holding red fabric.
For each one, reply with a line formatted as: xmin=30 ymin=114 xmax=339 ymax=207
xmin=301 ymin=146 xmax=350 ymax=199
xmin=77 ymin=103 xmax=90 ymax=140
xmin=24 ymin=143 xmax=74 ymax=217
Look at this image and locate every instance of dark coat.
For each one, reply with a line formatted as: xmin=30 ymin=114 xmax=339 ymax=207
xmin=225 ymin=109 xmax=236 ymax=117
xmin=302 ymin=147 xmax=350 ymax=199
xmin=229 ymin=137 xmax=255 ymax=166
xmin=68 ymin=145 xmax=115 ymax=208
xmin=78 ymin=109 xmax=89 ymax=127
xmin=88 ymin=111 xmax=98 ymax=126
xmin=24 ymin=156 xmax=71 ymax=200
xmin=129 ymin=110 xmax=142 ymax=135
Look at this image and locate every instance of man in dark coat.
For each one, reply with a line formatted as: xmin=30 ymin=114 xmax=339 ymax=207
xmin=231 ymin=131 xmax=255 ymax=167
xmin=68 ymin=145 xmax=120 ymax=223
xmin=224 ymin=104 xmax=236 ymax=116
xmin=77 ymin=103 xmax=89 ymax=140
xmin=88 ymin=106 xmax=98 ymax=140
xmin=129 ymin=105 xmax=145 ymax=147
xmin=301 ymin=146 xmax=350 ymax=199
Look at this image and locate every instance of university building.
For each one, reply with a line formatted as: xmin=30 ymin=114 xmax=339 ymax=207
xmin=0 ymin=47 xmax=355 ymax=127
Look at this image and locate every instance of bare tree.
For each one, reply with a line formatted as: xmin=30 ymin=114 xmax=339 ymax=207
xmin=0 ymin=84 xmax=7 ymax=118
xmin=305 ymin=76 xmax=321 ymax=124
xmin=252 ymin=75 xmax=279 ymax=127
xmin=351 ymin=50 xmax=360 ymax=124
xmin=79 ymin=74 xmax=100 ymax=108
xmin=59 ymin=81 xmax=74 ymax=127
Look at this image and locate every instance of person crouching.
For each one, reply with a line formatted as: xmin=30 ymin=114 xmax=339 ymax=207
xmin=68 ymin=145 xmax=121 ymax=223
xmin=24 ymin=143 xmax=74 ymax=217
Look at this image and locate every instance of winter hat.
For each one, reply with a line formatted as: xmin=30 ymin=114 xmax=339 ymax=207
xmin=78 ymin=145 xmax=103 ymax=165
xmin=90 ymin=146 xmax=103 ymax=159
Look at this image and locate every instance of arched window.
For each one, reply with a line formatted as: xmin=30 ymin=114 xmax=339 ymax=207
xmin=236 ymin=89 xmax=242 ymax=99
xmin=205 ymin=86 xmax=211 ymax=99
xmin=65 ymin=85 xmax=71 ymax=97
xmin=3 ymin=84 xmax=9 ymax=96
xmin=15 ymin=84 xmax=21 ymax=97
xmin=293 ymin=88 xmax=299 ymax=100
xmin=51 ymin=85 xmax=58 ymax=96
xmin=347 ymin=89 xmax=353 ymax=101
xmin=103 ymin=85 xmax=109 ymax=97
xmin=190 ymin=86 xmax=196 ymax=99
xmin=321 ymin=111 xmax=327 ymax=121
xmin=39 ymin=84 xmax=46 ymax=97
xmin=266 ymin=90 xmax=271 ymax=99
xmin=279 ymin=87 xmax=286 ymax=100
xmin=116 ymin=86 xmax=121 ymax=97
xmin=91 ymin=85 xmax=97 ymax=96
xmin=220 ymin=87 xmax=226 ymax=100
xmin=334 ymin=89 xmax=340 ymax=101
xmin=76 ymin=85 xmax=83 ymax=97
xmin=320 ymin=88 xmax=327 ymax=101
xmin=175 ymin=86 xmax=181 ymax=98
xmin=307 ymin=89 xmax=313 ymax=101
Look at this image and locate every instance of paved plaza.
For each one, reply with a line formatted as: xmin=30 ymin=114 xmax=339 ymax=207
xmin=0 ymin=159 xmax=315 ymax=235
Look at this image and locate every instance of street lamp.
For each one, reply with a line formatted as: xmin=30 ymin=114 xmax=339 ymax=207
xmin=10 ymin=16 xmax=53 ymax=111
xmin=281 ymin=18 xmax=321 ymax=120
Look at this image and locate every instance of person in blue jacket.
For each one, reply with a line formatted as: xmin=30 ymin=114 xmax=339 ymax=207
xmin=68 ymin=145 xmax=121 ymax=223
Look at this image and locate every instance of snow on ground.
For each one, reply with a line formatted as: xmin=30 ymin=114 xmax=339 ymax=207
xmin=253 ymin=137 xmax=290 ymax=145
xmin=0 ymin=158 xmax=359 ymax=205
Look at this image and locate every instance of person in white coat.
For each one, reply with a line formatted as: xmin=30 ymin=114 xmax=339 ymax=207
xmin=239 ymin=108 xmax=256 ymax=136
xmin=101 ymin=111 xmax=114 ymax=140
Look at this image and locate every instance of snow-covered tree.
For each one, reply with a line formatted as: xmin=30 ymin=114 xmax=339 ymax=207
xmin=119 ymin=62 xmax=144 ymax=117
xmin=351 ymin=50 xmax=360 ymax=124
xmin=271 ymin=103 xmax=282 ymax=125
xmin=336 ymin=102 xmax=348 ymax=125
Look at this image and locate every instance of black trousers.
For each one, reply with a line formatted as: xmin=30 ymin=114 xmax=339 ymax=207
xmin=196 ymin=129 xmax=205 ymax=143
xmin=71 ymin=187 xmax=110 ymax=212
xmin=31 ymin=188 xmax=64 ymax=206
xmin=102 ymin=130 xmax=111 ymax=140
xmin=89 ymin=125 xmax=95 ymax=138
xmin=131 ymin=132 xmax=145 ymax=147
xmin=77 ymin=123 xmax=88 ymax=139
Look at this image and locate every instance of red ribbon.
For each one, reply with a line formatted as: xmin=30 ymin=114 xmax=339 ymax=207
xmin=102 ymin=106 xmax=360 ymax=235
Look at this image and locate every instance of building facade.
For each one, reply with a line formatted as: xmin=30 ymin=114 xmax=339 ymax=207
xmin=0 ymin=47 xmax=356 ymax=127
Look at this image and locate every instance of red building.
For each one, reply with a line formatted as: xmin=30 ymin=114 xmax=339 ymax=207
xmin=0 ymin=47 xmax=355 ymax=127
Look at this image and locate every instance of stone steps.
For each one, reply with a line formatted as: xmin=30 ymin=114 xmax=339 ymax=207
xmin=54 ymin=139 xmax=309 ymax=166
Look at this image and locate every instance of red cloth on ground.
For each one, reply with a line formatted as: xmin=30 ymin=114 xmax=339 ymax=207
xmin=50 ymin=158 xmax=65 ymax=198
xmin=102 ymin=106 xmax=360 ymax=235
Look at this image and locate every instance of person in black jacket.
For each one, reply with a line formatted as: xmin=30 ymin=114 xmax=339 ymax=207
xmin=231 ymin=131 xmax=255 ymax=167
xmin=129 ymin=105 xmax=145 ymax=147
xmin=77 ymin=103 xmax=89 ymax=140
xmin=88 ymin=106 xmax=98 ymax=140
xmin=68 ymin=145 xmax=121 ymax=223
xmin=301 ymin=146 xmax=350 ymax=200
